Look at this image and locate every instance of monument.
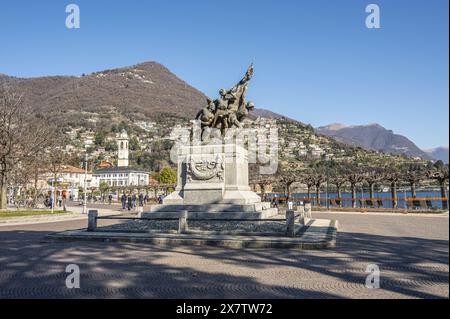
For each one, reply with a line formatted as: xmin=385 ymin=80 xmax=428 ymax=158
xmin=144 ymin=65 xmax=277 ymax=219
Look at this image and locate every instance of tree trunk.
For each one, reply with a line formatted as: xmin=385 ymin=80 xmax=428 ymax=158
xmin=369 ymin=182 xmax=375 ymax=207
xmin=316 ymin=185 xmax=321 ymax=207
xmin=440 ymin=180 xmax=448 ymax=210
xmin=337 ymin=186 xmax=342 ymax=207
xmin=369 ymin=183 xmax=375 ymax=200
xmin=391 ymin=182 xmax=397 ymax=209
xmin=286 ymin=183 xmax=292 ymax=202
xmin=33 ymin=172 xmax=39 ymax=208
xmin=351 ymin=184 xmax=356 ymax=208
xmin=307 ymin=186 xmax=311 ymax=200
xmin=0 ymin=172 xmax=7 ymax=210
xmin=410 ymin=181 xmax=417 ymax=198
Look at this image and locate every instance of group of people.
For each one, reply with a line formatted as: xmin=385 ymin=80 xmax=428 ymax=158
xmin=120 ymin=193 xmax=156 ymax=210
xmin=44 ymin=192 xmax=68 ymax=210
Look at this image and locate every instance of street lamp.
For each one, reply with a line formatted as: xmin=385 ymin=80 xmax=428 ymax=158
xmin=51 ymin=178 xmax=55 ymax=214
xmin=325 ymin=154 xmax=331 ymax=211
xmin=82 ymin=150 xmax=88 ymax=214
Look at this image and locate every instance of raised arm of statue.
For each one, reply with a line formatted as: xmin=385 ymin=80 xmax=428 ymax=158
xmin=239 ymin=63 xmax=254 ymax=85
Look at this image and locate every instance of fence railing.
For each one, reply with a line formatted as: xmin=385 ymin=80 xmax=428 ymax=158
xmin=270 ymin=196 xmax=448 ymax=210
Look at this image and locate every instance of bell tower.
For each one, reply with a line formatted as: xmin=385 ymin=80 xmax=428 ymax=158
xmin=117 ymin=130 xmax=129 ymax=167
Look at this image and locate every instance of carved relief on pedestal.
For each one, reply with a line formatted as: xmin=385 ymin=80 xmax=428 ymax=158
xmin=186 ymin=154 xmax=224 ymax=182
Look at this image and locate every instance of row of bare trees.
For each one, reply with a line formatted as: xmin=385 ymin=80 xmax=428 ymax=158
xmin=251 ymin=159 xmax=449 ymax=210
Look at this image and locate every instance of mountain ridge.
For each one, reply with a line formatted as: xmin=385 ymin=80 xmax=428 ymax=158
xmin=316 ymin=123 xmax=434 ymax=160
xmin=424 ymin=146 xmax=449 ymax=163
xmin=0 ymin=61 xmax=288 ymax=124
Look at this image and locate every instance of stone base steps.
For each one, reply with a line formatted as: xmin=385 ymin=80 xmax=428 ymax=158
xmin=47 ymin=218 xmax=338 ymax=249
xmin=150 ymin=202 xmax=272 ymax=213
xmin=140 ymin=208 xmax=278 ymax=220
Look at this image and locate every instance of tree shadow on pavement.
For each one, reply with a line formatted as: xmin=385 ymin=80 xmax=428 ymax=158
xmin=0 ymin=228 xmax=448 ymax=299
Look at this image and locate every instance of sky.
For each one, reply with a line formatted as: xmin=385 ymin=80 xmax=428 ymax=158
xmin=0 ymin=0 xmax=448 ymax=149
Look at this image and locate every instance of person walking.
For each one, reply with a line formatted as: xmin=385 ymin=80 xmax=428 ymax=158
xmin=139 ymin=193 xmax=144 ymax=207
xmin=127 ymin=195 xmax=133 ymax=211
xmin=121 ymin=193 xmax=127 ymax=210
xmin=62 ymin=192 xmax=67 ymax=211
xmin=57 ymin=194 xmax=62 ymax=208
xmin=108 ymin=194 xmax=113 ymax=205
xmin=132 ymin=194 xmax=137 ymax=208
xmin=272 ymin=194 xmax=279 ymax=209
xmin=49 ymin=195 xmax=54 ymax=210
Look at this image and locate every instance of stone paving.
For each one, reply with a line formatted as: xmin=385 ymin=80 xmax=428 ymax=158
xmin=0 ymin=211 xmax=448 ymax=298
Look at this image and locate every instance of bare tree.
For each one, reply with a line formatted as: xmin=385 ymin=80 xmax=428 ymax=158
xmin=257 ymin=176 xmax=275 ymax=202
xmin=312 ymin=172 xmax=326 ymax=206
xmin=248 ymin=164 xmax=276 ymax=202
xmin=403 ymin=163 xmax=426 ymax=199
xmin=279 ymin=173 xmax=296 ymax=202
xmin=330 ymin=176 xmax=346 ymax=207
xmin=428 ymin=161 xmax=449 ymax=210
xmin=277 ymin=165 xmax=301 ymax=202
xmin=0 ymin=87 xmax=54 ymax=210
xmin=384 ymin=168 xmax=402 ymax=209
xmin=301 ymin=174 xmax=316 ymax=200
xmin=347 ymin=170 xmax=364 ymax=208
xmin=363 ymin=167 xmax=384 ymax=206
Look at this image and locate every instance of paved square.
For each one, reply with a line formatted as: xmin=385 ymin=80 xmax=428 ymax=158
xmin=0 ymin=212 xmax=448 ymax=298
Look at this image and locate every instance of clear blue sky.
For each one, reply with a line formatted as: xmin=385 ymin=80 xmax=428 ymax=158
xmin=0 ymin=0 xmax=448 ymax=149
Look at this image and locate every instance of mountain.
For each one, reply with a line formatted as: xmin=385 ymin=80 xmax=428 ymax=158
xmin=424 ymin=147 xmax=449 ymax=163
xmin=0 ymin=61 xmax=288 ymax=128
xmin=0 ymin=62 xmax=207 ymax=121
xmin=316 ymin=123 xmax=433 ymax=160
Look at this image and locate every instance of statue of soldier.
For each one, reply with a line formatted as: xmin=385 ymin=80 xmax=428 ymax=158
xmin=210 ymin=89 xmax=233 ymax=136
xmin=227 ymin=101 xmax=255 ymax=128
xmin=196 ymin=98 xmax=216 ymax=127
xmin=195 ymin=64 xmax=256 ymax=140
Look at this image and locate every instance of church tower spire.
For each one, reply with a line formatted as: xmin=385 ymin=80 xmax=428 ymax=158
xmin=117 ymin=130 xmax=129 ymax=167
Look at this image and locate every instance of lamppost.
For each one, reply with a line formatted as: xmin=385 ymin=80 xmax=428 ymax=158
xmin=51 ymin=178 xmax=55 ymax=214
xmin=82 ymin=150 xmax=88 ymax=214
xmin=325 ymin=154 xmax=331 ymax=211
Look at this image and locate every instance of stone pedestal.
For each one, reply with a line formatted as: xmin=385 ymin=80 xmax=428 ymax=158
xmin=146 ymin=144 xmax=277 ymax=219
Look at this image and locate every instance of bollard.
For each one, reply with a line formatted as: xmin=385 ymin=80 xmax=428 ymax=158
xmin=178 ymin=210 xmax=188 ymax=234
xmin=296 ymin=205 xmax=305 ymax=214
xmin=286 ymin=210 xmax=295 ymax=237
xmin=87 ymin=210 xmax=98 ymax=232
xmin=296 ymin=205 xmax=306 ymax=225
xmin=304 ymin=202 xmax=312 ymax=218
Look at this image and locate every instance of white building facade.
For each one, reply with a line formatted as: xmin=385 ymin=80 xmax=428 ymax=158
xmin=92 ymin=130 xmax=150 ymax=188
xmin=93 ymin=167 xmax=149 ymax=188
